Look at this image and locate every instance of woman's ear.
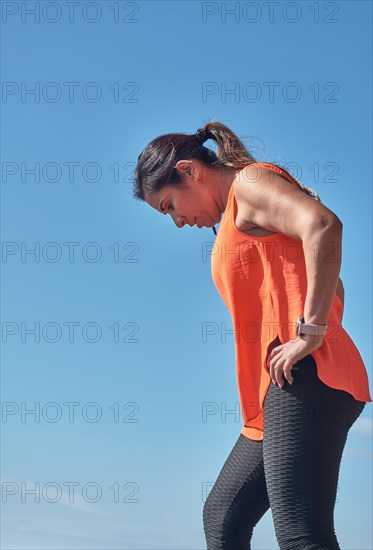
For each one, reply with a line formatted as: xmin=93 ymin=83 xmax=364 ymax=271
xmin=175 ymin=159 xmax=199 ymax=178
xmin=174 ymin=159 xmax=190 ymax=174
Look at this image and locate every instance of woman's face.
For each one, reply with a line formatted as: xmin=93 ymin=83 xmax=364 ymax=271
xmin=145 ymin=183 xmax=218 ymax=229
xmin=144 ymin=160 xmax=223 ymax=229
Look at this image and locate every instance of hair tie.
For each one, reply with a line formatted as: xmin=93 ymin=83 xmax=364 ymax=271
xmin=195 ymin=128 xmax=207 ymax=145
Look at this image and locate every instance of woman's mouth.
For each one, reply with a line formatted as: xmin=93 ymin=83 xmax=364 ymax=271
xmin=194 ymin=216 xmax=209 ymax=229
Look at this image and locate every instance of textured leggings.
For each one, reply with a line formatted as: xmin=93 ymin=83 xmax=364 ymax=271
xmin=203 ymin=354 xmax=366 ymax=550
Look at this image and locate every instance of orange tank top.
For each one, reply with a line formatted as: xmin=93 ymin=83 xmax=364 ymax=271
xmin=211 ymin=162 xmax=372 ymax=441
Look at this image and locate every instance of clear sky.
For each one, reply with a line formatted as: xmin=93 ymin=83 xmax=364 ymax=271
xmin=1 ymin=1 xmax=372 ymax=548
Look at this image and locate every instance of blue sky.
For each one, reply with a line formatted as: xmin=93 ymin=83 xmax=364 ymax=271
xmin=1 ymin=1 xmax=372 ymax=548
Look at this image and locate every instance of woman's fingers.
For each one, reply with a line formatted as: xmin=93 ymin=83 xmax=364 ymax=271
xmin=268 ymin=336 xmax=323 ymax=389
xmin=267 ymin=346 xmax=282 ymax=383
xmin=276 ymin=369 xmax=285 ymax=388
xmin=269 ymin=357 xmax=295 ymax=388
xmin=283 ymin=363 xmax=294 ymax=385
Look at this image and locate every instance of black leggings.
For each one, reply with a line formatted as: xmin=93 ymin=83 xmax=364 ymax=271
xmin=203 ymin=354 xmax=366 ymax=550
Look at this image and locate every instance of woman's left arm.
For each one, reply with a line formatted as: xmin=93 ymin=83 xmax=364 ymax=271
xmin=234 ymin=166 xmax=344 ymax=387
xmin=302 ymin=220 xmax=343 ymax=325
xmin=268 ymin=219 xmax=343 ymax=386
xmin=267 ymin=219 xmax=343 ymax=387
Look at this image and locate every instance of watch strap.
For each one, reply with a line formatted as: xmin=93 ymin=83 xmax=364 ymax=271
xmin=296 ymin=315 xmax=328 ymax=336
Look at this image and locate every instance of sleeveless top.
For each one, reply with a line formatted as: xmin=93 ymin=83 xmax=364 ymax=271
xmin=211 ymin=162 xmax=372 ymax=441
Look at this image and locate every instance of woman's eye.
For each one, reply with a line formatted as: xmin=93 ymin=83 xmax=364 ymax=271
xmin=168 ymin=203 xmax=174 ymax=211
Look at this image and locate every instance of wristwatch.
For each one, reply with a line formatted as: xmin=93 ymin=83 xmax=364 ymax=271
xmin=295 ymin=315 xmax=328 ymax=337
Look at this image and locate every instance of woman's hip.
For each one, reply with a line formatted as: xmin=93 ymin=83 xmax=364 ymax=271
xmin=263 ymin=353 xmax=366 ymax=435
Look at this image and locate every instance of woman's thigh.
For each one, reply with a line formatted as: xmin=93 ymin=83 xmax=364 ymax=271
xmin=203 ymin=433 xmax=270 ymax=549
xmin=263 ymin=353 xmax=366 ymax=550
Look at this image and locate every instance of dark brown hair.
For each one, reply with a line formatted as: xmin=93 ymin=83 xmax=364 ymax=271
xmin=132 ymin=120 xmax=321 ymax=202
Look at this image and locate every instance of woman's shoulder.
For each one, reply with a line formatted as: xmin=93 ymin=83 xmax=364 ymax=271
xmin=235 ymin=162 xmax=297 ymax=186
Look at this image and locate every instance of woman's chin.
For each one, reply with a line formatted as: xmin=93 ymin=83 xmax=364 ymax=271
xmin=196 ymin=214 xmax=218 ymax=229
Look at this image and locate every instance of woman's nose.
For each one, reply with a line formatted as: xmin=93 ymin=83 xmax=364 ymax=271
xmin=176 ymin=216 xmax=186 ymax=228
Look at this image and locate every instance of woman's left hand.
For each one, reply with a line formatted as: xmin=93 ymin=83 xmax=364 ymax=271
xmin=267 ymin=334 xmax=324 ymax=388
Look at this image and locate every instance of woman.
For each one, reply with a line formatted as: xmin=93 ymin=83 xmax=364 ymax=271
xmin=133 ymin=121 xmax=372 ymax=549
